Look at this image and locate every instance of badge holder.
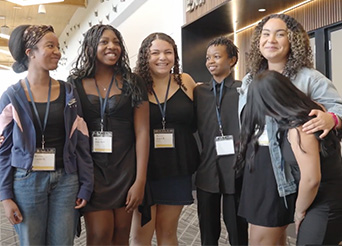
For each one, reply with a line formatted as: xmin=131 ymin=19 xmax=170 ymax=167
xmin=32 ymin=147 xmax=56 ymax=171
xmin=92 ymin=129 xmax=113 ymax=153
xmin=154 ymin=128 xmax=175 ymax=148
xmin=215 ymin=135 xmax=235 ymax=156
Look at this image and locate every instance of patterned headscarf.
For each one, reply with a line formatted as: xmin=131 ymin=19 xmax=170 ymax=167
xmin=23 ymin=25 xmax=54 ymax=49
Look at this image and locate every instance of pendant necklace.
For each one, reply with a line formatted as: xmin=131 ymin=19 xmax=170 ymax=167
xmin=94 ymin=78 xmax=107 ymax=91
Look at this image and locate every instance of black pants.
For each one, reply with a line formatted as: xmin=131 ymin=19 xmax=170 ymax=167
xmin=196 ymin=187 xmax=248 ymax=246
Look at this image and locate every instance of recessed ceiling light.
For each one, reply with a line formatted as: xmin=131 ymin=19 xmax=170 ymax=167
xmin=0 ymin=16 xmax=5 ymax=20
xmin=6 ymin=0 xmax=64 ymax=6
xmin=258 ymin=8 xmax=266 ymax=12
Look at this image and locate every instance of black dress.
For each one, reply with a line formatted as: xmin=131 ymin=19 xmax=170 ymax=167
xmin=238 ymin=146 xmax=297 ymax=227
xmin=147 ymin=88 xmax=199 ymax=205
xmin=73 ymin=78 xmax=147 ymax=211
xmin=282 ymin=131 xmax=342 ymax=245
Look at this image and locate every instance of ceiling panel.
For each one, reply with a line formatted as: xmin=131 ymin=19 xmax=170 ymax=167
xmin=0 ymin=0 xmax=86 ymax=69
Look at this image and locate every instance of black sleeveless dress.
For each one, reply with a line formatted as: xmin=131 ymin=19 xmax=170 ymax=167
xmin=147 ymin=88 xmax=199 ymax=205
xmin=73 ymin=79 xmax=147 ymax=211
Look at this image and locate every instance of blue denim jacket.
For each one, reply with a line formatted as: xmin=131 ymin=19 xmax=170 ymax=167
xmin=238 ymin=67 xmax=342 ymax=197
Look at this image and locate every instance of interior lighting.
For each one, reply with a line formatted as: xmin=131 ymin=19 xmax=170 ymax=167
xmin=6 ymin=0 xmax=64 ymax=6
xmin=38 ymin=4 xmax=46 ymax=14
xmin=235 ymin=0 xmax=314 ymax=33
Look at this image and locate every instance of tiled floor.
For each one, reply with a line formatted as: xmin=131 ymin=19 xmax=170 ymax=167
xmin=0 ymin=203 xmax=230 ymax=246
xmin=1 ymin=201 xmax=296 ymax=246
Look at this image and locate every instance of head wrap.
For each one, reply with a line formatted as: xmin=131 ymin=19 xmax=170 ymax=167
xmin=23 ymin=25 xmax=54 ymax=49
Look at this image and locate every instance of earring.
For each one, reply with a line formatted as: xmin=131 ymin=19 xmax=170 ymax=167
xmin=171 ymin=65 xmax=175 ymax=74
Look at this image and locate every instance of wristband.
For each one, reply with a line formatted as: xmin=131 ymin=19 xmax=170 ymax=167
xmin=328 ymin=112 xmax=339 ymax=130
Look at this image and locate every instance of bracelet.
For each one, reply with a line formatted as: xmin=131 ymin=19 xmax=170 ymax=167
xmin=328 ymin=112 xmax=339 ymax=130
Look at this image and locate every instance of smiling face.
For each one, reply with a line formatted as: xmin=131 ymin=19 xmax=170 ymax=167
xmin=148 ymin=39 xmax=175 ymax=77
xmin=29 ymin=31 xmax=61 ymax=71
xmin=206 ymin=44 xmax=236 ymax=82
xmin=259 ymin=18 xmax=290 ymax=67
xmin=96 ymin=29 xmax=122 ymax=67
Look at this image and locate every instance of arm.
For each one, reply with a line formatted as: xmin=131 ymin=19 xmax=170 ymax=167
xmin=73 ymin=90 xmax=94 ymax=208
xmin=300 ymin=70 xmax=342 ymax=137
xmin=288 ymin=127 xmax=321 ymax=234
xmin=125 ymin=101 xmax=149 ymax=213
xmin=0 ymin=95 xmax=23 ymax=224
xmin=181 ymin=73 xmax=197 ymax=100
xmin=302 ymin=109 xmax=339 ymax=138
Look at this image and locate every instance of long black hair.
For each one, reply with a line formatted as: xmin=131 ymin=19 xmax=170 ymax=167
xmin=237 ymin=70 xmax=323 ymax=171
xmin=70 ymin=24 xmax=145 ymax=106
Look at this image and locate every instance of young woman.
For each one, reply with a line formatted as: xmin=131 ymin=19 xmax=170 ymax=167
xmin=131 ymin=32 xmax=199 ymax=245
xmin=68 ymin=24 xmax=149 ymax=245
xmin=237 ymin=14 xmax=342 ymax=245
xmin=238 ymin=70 xmax=342 ymax=245
xmin=0 ymin=24 xmax=93 ymax=246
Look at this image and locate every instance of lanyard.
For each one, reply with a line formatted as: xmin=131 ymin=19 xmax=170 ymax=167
xmin=152 ymin=75 xmax=171 ymax=130
xmin=25 ymin=77 xmax=52 ymax=149
xmin=213 ymin=80 xmax=225 ymax=136
xmin=94 ymin=74 xmax=116 ymax=131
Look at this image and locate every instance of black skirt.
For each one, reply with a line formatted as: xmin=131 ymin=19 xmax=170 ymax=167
xmin=238 ymin=146 xmax=296 ymax=227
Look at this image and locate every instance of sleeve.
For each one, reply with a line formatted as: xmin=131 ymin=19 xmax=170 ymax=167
xmin=0 ymin=92 xmax=15 ymax=201
xmin=307 ymin=70 xmax=342 ymax=118
xmin=73 ymin=88 xmax=94 ymax=201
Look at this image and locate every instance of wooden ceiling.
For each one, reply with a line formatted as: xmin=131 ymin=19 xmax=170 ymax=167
xmin=0 ymin=0 xmax=86 ymax=69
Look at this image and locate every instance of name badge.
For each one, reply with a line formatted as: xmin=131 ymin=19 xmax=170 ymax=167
xmin=258 ymin=128 xmax=269 ymax=146
xmin=215 ymin=135 xmax=235 ymax=156
xmin=32 ymin=148 xmax=56 ymax=171
xmin=92 ymin=131 xmax=112 ymax=153
xmin=154 ymin=129 xmax=175 ymax=148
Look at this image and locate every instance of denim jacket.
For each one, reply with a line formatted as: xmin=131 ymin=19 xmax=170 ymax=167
xmin=238 ymin=68 xmax=342 ymax=197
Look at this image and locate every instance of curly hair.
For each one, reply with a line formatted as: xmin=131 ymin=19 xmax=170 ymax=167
xmin=134 ymin=32 xmax=183 ymax=94
xmin=247 ymin=14 xmax=313 ymax=80
xmin=70 ymin=24 xmax=144 ymax=106
xmin=207 ymin=36 xmax=239 ymax=67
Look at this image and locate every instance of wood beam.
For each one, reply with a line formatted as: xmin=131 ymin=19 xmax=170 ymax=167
xmin=55 ymin=0 xmax=87 ymax=7
xmin=0 ymin=39 xmax=8 ymax=47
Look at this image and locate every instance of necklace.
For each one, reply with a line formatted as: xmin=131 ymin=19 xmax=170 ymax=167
xmin=98 ymin=83 xmax=107 ymax=91
xmin=94 ymin=78 xmax=107 ymax=91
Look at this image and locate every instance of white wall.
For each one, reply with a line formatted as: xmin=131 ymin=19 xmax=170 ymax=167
xmin=55 ymin=0 xmax=185 ymax=80
xmin=0 ymin=0 xmax=185 ymax=96
xmin=117 ymin=0 xmax=185 ymax=70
